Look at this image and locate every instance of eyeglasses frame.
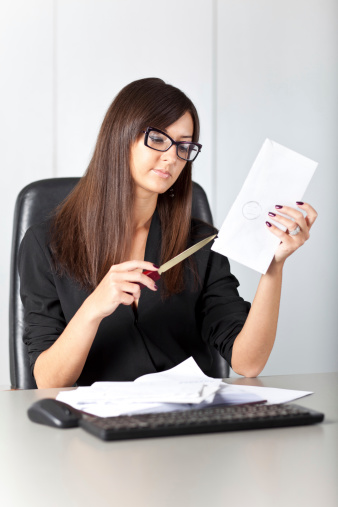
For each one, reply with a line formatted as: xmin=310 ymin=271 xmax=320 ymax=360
xmin=143 ymin=126 xmax=202 ymax=162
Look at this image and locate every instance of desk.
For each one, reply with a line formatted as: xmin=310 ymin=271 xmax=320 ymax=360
xmin=1 ymin=373 xmax=337 ymax=507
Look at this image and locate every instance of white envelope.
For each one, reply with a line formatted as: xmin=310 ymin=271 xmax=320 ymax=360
xmin=212 ymin=139 xmax=318 ymax=274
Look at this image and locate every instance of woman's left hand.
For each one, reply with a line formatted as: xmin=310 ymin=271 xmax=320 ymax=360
xmin=266 ymin=202 xmax=318 ymax=265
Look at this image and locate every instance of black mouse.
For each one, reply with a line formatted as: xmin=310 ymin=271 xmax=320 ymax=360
xmin=27 ymin=398 xmax=81 ymax=428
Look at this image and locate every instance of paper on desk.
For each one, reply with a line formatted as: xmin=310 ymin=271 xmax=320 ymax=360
xmin=56 ymin=380 xmax=221 ymax=413
xmin=90 ymin=379 xmax=221 ymax=404
xmin=212 ymin=139 xmax=318 ymax=273
xmin=56 ymin=360 xmax=223 ymax=417
xmin=57 ymin=387 xmax=167 ymax=417
xmin=134 ymin=354 xmax=220 ymax=383
xmin=56 ymin=358 xmax=313 ymax=417
xmin=220 ymin=383 xmax=313 ymax=405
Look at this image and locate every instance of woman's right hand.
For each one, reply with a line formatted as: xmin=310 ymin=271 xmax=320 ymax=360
xmin=84 ymin=261 xmax=159 ymax=321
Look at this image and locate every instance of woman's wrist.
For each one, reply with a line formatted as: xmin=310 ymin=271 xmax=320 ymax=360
xmin=265 ymin=257 xmax=285 ymax=277
xmin=80 ymin=295 xmax=105 ymax=327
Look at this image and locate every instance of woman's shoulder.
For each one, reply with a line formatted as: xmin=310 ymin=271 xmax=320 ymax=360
xmin=19 ymin=219 xmax=53 ymax=256
xmin=18 ymin=220 xmax=56 ymax=286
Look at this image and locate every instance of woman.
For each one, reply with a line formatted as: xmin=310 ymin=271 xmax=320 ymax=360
xmin=19 ymin=77 xmax=317 ymax=388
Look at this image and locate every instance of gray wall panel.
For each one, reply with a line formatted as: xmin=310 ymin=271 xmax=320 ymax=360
xmin=216 ymin=0 xmax=338 ymax=375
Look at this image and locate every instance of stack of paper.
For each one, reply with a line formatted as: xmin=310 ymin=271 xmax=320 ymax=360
xmin=56 ymin=358 xmax=312 ymax=418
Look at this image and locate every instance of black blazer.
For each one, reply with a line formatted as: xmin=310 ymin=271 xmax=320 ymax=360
xmin=18 ymin=210 xmax=250 ymax=386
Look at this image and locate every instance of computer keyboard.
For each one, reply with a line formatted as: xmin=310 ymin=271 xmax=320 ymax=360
xmin=79 ymin=402 xmax=324 ymax=441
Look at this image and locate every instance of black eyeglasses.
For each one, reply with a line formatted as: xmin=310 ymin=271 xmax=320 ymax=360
xmin=143 ymin=127 xmax=202 ymax=162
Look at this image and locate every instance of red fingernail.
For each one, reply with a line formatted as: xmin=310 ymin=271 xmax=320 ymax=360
xmin=296 ymin=201 xmax=304 ymax=205
xmin=153 ymin=264 xmax=160 ymax=269
xmin=266 ymin=221 xmax=272 ymax=227
xmin=275 ymin=205 xmax=283 ymax=209
xmin=154 ymin=284 xmax=158 ymax=290
xmin=268 ymin=212 xmax=276 ymax=217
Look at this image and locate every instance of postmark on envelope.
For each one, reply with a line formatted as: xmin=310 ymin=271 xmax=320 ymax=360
xmin=242 ymin=201 xmax=262 ymax=220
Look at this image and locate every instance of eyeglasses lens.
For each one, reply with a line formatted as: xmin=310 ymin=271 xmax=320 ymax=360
xmin=147 ymin=131 xmax=171 ymax=151
xmin=177 ymin=144 xmax=198 ymax=161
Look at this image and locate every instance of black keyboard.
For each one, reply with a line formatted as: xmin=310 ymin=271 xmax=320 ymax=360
xmin=79 ymin=403 xmax=324 ymax=441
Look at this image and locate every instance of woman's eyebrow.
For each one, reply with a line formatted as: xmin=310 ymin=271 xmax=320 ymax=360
xmin=172 ymin=134 xmax=193 ymax=139
xmin=162 ymin=128 xmax=193 ymax=139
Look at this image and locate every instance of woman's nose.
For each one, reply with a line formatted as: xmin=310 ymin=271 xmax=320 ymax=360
xmin=160 ymin=144 xmax=177 ymax=162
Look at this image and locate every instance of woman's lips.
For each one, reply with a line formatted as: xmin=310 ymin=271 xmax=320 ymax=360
xmin=152 ymin=169 xmax=171 ymax=179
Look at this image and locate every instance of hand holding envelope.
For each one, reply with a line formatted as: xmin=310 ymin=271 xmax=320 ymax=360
xmin=212 ymin=139 xmax=318 ymax=274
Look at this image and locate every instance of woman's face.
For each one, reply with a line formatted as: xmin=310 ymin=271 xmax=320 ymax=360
xmin=130 ymin=111 xmax=194 ymax=198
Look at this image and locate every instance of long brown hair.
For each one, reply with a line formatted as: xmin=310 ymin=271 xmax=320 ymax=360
xmin=50 ymin=78 xmax=200 ymax=294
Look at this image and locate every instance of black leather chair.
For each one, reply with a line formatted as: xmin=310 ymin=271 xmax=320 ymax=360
xmin=9 ymin=178 xmax=230 ymax=389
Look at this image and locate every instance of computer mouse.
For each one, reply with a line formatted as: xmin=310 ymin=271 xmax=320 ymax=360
xmin=27 ymin=398 xmax=81 ymax=428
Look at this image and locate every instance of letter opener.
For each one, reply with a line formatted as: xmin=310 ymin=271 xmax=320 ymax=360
xmin=141 ymin=234 xmax=217 ymax=286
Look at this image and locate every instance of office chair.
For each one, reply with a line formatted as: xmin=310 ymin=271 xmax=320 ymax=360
xmin=9 ymin=178 xmax=230 ymax=389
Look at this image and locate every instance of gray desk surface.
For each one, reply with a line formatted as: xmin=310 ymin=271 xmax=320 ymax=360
xmin=1 ymin=373 xmax=337 ymax=507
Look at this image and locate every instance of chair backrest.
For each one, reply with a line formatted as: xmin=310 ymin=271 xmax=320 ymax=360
xmin=9 ymin=178 xmax=229 ymax=389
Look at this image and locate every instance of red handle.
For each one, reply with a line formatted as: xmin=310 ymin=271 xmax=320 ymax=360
xmin=139 ymin=270 xmax=161 ymax=289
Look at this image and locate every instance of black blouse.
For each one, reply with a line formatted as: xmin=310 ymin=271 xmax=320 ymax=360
xmin=18 ymin=210 xmax=250 ymax=385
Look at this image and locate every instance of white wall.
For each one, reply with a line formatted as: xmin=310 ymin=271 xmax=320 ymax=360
xmin=0 ymin=1 xmax=54 ymax=386
xmin=0 ymin=0 xmax=337 ymax=385
xmin=54 ymin=0 xmax=214 ymax=194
